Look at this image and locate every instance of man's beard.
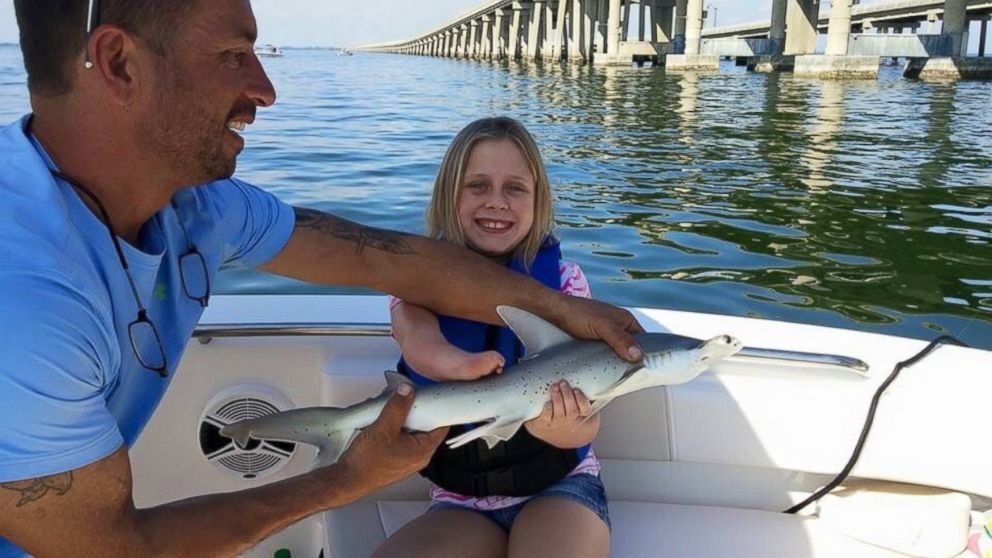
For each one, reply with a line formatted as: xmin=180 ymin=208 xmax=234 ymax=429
xmin=146 ymin=82 xmax=237 ymax=187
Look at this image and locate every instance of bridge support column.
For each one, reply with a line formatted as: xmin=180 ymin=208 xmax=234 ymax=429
xmin=594 ymin=0 xmax=626 ymax=64
xmin=542 ymin=1 xmax=557 ymax=59
xmin=980 ymin=16 xmax=988 ymax=57
xmin=622 ymin=0 xmax=631 ymax=41
xmin=527 ymin=1 xmax=546 ymax=60
xmin=469 ymin=21 xmax=479 ymax=59
xmin=491 ymin=8 xmax=506 ymax=60
xmin=672 ymin=0 xmax=687 ymax=53
xmin=550 ymin=0 xmax=568 ymax=61
xmin=651 ymin=2 xmax=673 ymax=44
xmin=594 ymin=0 xmax=607 ymax=57
xmin=905 ymin=0 xmax=992 ymax=79
xmin=770 ymin=0 xmax=788 ymax=53
xmin=749 ymin=0 xmax=794 ymax=72
xmin=684 ymin=0 xmax=701 ymax=54
xmin=481 ymin=16 xmax=492 ymax=60
xmin=509 ymin=4 xmax=524 ymax=61
xmin=638 ymin=2 xmax=646 ymax=41
xmin=784 ymin=0 xmax=818 ymax=55
xmin=666 ymin=0 xmax=718 ymax=71
xmin=795 ymin=0 xmax=879 ymax=78
xmin=942 ymin=0 xmax=968 ymax=57
xmin=585 ymin=0 xmax=596 ymax=62
xmin=568 ymin=0 xmax=587 ymax=62
xmin=825 ymin=0 xmax=852 ymax=55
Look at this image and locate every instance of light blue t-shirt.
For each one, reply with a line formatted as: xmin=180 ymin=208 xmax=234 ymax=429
xmin=0 ymin=115 xmax=296 ymax=556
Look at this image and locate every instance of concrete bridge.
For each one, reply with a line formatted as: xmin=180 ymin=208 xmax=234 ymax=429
xmin=360 ymin=0 xmax=992 ymax=79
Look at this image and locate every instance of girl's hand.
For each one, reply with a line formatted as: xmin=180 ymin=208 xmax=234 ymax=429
xmin=525 ymin=380 xmax=601 ymax=448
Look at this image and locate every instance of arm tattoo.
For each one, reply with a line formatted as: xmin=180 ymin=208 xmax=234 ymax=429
xmin=294 ymin=207 xmax=417 ymax=256
xmin=2 ymin=472 xmax=74 ymax=507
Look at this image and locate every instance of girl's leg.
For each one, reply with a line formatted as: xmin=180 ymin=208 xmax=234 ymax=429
xmin=507 ymin=497 xmax=610 ymax=558
xmin=372 ymin=508 xmax=508 ymax=558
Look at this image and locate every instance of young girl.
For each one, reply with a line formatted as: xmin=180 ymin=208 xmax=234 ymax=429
xmin=374 ymin=117 xmax=610 ymax=558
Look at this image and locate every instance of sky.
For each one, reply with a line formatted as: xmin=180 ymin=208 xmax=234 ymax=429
xmin=0 ymin=0 xmax=778 ymax=48
xmin=1 ymin=1 xmax=984 ymax=50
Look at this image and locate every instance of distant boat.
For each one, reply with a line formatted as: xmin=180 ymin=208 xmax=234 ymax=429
xmin=337 ymin=48 xmax=353 ymax=56
xmin=255 ymin=44 xmax=283 ymax=58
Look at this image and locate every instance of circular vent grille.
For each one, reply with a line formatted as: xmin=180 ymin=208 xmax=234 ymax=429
xmin=199 ymin=389 xmax=297 ymax=481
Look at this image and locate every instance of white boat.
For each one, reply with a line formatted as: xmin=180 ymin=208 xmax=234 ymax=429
xmin=255 ymin=44 xmax=283 ymax=58
xmin=130 ymin=294 xmax=992 ymax=557
xmin=337 ymin=48 xmax=354 ymax=56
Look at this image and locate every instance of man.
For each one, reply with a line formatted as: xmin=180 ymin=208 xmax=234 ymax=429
xmin=0 ymin=1 xmax=644 ymax=556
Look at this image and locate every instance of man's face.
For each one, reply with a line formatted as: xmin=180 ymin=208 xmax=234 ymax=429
xmin=138 ymin=0 xmax=276 ymax=186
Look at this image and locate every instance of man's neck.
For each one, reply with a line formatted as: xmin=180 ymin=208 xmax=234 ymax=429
xmin=30 ymin=108 xmax=175 ymax=244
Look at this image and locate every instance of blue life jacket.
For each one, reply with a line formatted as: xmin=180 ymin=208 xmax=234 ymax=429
xmin=398 ymin=237 xmax=591 ymax=497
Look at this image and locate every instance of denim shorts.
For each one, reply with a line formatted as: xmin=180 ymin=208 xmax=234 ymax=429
xmin=429 ymin=473 xmax=611 ymax=532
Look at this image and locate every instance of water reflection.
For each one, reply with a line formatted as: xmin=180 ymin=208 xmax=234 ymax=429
xmin=800 ymin=80 xmax=843 ymax=193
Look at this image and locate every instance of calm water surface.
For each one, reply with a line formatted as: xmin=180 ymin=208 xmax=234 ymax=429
xmin=1 ymin=46 xmax=989 ymax=349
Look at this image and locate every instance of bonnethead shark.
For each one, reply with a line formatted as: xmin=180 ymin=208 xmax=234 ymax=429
xmin=222 ymin=306 xmax=742 ymax=466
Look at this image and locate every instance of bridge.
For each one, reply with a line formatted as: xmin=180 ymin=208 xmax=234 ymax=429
xmin=360 ymin=0 xmax=992 ymax=79
xmin=702 ymin=0 xmax=992 ymax=38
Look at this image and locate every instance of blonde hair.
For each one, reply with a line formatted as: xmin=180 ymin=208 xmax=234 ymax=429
xmin=426 ymin=117 xmax=554 ymax=269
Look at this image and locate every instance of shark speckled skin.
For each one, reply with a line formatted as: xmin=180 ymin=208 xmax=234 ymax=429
xmin=222 ymin=306 xmax=742 ymax=466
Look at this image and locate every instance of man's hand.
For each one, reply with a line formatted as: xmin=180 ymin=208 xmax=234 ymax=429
xmin=553 ymin=296 xmax=645 ymax=362
xmin=335 ymin=384 xmax=448 ymax=495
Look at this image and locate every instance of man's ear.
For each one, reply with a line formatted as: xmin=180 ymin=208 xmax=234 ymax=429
xmin=84 ymin=25 xmax=145 ymax=106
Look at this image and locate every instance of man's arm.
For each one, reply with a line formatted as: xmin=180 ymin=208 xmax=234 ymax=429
xmin=261 ymin=208 xmax=644 ymax=360
xmin=0 ymin=388 xmax=446 ymax=557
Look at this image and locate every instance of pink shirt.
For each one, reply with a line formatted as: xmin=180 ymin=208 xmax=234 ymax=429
xmin=390 ymin=261 xmax=601 ymax=510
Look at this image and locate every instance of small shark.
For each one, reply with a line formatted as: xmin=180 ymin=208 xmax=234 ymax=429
xmin=222 ymin=306 xmax=742 ymax=466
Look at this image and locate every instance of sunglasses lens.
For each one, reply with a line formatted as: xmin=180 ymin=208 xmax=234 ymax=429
xmin=180 ymin=251 xmax=209 ymax=305
xmin=129 ymin=319 xmax=166 ymax=372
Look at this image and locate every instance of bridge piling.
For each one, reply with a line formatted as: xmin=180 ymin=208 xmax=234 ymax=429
xmin=362 ymin=0 xmax=992 ymax=80
xmin=980 ymin=16 xmax=988 ymax=56
xmin=795 ymin=0 xmax=881 ymax=78
xmin=905 ymin=0 xmax=992 ymax=79
xmin=749 ymin=0 xmax=795 ymax=72
xmin=667 ymin=0 xmax=719 ymax=70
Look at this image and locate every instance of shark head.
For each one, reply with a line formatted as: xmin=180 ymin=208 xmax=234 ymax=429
xmin=637 ymin=333 xmax=743 ymax=386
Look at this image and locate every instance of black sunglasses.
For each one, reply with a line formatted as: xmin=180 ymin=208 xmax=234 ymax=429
xmin=51 ymin=170 xmax=210 ymax=378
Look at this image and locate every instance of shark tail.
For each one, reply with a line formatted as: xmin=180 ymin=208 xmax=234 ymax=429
xmin=220 ymin=407 xmax=358 ymax=468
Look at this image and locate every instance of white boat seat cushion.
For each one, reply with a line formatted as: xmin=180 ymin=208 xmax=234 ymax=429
xmin=817 ymin=480 xmax=972 ymax=558
xmin=355 ymin=500 xmax=915 ymax=558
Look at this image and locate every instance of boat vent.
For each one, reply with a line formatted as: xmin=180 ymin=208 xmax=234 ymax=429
xmin=199 ymin=389 xmax=297 ymax=481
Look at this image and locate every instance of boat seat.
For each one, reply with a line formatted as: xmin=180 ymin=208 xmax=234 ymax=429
xmin=324 ymin=498 xmax=970 ymax=557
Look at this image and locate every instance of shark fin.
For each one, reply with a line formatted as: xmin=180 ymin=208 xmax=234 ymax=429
xmin=584 ymin=396 xmax=619 ymax=419
xmin=496 ymin=305 xmax=574 ymax=359
xmin=585 ymin=364 xmax=653 ymax=409
xmin=447 ymin=416 xmax=527 ymax=449
xmin=382 ymin=370 xmax=412 ymax=394
xmin=313 ymin=428 xmax=360 ymax=468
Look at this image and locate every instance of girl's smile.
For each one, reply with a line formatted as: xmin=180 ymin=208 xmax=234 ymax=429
xmin=458 ymin=139 xmax=536 ymax=258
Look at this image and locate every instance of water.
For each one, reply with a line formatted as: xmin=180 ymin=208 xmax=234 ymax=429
xmin=1 ymin=46 xmax=989 ymax=349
